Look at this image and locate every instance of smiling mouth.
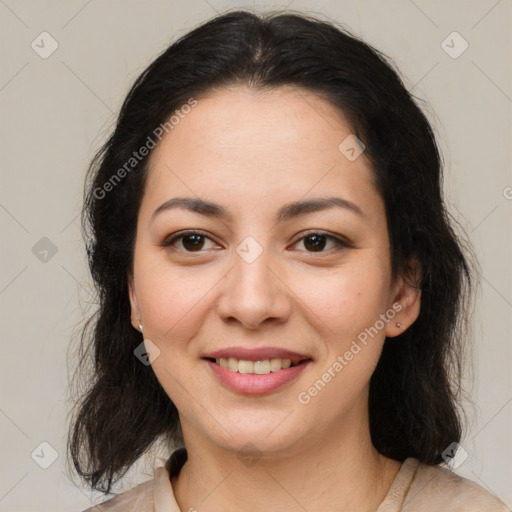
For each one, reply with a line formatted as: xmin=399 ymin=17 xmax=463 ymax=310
xmin=203 ymin=357 xmax=311 ymax=375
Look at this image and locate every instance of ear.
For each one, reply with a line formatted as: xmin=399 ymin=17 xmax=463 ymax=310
xmin=385 ymin=258 xmax=422 ymax=338
xmin=128 ymin=272 xmax=142 ymax=331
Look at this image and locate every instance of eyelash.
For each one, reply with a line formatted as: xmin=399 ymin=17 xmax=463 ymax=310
xmin=160 ymin=229 xmax=353 ymax=254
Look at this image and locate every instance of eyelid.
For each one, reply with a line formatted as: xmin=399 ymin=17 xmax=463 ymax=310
xmin=289 ymin=230 xmax=354 ymax=250
xmin=160 ymin=229 xmax=353 ymax=255
xmin=160 ymin=229 xmax=221 ymax=249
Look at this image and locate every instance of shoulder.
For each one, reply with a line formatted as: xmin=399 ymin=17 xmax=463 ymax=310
xmin=80 ymin=477 xmax=155 ymax=512
xmin=402 ymin=458 xmax=510 ymax=512
xmin=79 ymin=448 xmax=185 ymax=512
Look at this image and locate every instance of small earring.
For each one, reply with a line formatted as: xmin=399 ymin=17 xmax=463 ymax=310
xmin=396 ymin=322 xmax=404 ymax=329
xmin=138 ymin=324 xmax=143 ymax=334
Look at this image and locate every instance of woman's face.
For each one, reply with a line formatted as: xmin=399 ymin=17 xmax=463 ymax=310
xmin=129 ymin=86 xmax=419 ymax=454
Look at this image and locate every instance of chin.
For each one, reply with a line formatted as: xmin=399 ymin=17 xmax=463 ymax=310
xmin=204 ymin=413 xmax=307 ymax=455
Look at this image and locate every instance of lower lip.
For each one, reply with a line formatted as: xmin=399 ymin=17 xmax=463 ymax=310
xmin=204 ymin=359 xmax=311 ymax=395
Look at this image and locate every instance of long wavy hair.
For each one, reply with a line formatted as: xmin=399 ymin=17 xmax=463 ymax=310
xmin=67 ymin=9 xmax=474 ymax=494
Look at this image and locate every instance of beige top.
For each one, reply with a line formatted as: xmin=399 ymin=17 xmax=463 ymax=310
xmin=82 ymin=447 xmax=510 ymax=512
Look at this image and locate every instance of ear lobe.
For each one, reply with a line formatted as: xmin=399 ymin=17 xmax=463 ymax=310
xmin=127 ymin=273 xmax=141 ymax=330
xmin=386 ymin=259 xmax=422 ymax=338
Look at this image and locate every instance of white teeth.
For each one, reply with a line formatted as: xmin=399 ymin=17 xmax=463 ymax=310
xmin=269 ymin=358 xmax=282 ymax=372
xmin=238 ymin=360 xmax=254 ymax=374
xmin=215 ymin=357 xmax=295 ymax=374
xmin=253 ymin=360 xmax=270 ymax=374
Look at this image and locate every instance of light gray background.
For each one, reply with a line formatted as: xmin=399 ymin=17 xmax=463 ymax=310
xmin=0 ymin=1 xmax=511 ymax=510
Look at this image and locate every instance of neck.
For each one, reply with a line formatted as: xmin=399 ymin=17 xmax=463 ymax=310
xmin=172 ymin=403 xmax=401 ymax=512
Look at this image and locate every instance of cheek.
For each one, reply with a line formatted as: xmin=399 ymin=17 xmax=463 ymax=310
xmin=294 ymin=271 xmax=391 ymax=411
xmin=295 ymin=260 xmax=391 ymax=342
xmin=134 ymin=257 xmax=219 ymax=348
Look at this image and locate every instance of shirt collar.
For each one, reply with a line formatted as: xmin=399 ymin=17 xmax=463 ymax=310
xmin=153 ymin=446 xmax=187 ymax=512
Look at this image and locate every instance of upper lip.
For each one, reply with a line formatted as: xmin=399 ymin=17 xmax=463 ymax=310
xmin=202 ymin=346 xmax=312 ymax=364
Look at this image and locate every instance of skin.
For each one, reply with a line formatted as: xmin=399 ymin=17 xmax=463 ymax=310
xmin=128 ymin=85 xmax=421 ymax=512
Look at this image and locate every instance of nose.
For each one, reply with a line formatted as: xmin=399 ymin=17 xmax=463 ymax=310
xmin=216 ymin=245 xmax=292 ymax=330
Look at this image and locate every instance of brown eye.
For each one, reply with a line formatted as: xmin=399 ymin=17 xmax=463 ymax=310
xmin=161 ymin=230 xmax=218 ymax=252
xmin=293 ymin=232 xmax=350 ymax=253
xmin=303 ymin=234 xmax=327 ymax=252
xmin=181 ymin=234 xmax=205 ymax=251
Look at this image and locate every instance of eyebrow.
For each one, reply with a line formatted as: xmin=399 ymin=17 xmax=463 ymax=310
xmin=151 ymin=196 xmax=364 ymax=223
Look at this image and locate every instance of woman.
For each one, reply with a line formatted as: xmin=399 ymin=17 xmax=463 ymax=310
xmin=68 ymin=9 xmax=510 ymax=512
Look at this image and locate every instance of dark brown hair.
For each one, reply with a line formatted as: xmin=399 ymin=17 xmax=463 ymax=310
xmin=68 ymin=9 xmax=473 ymax=494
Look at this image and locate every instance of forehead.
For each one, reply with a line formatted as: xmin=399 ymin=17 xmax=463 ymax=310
xmin=151 ymin=85 xmax=354 ymax=161
xmin=143 ymin=86 xmax=380 ymax=219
